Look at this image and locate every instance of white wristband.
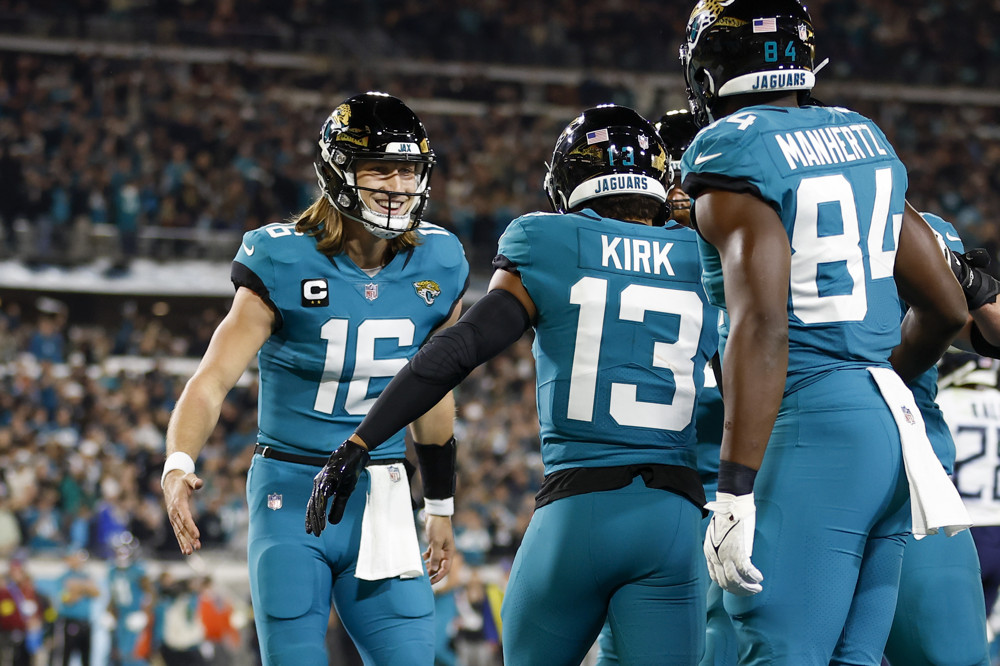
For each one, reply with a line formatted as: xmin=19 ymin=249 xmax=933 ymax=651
xmin=424 ymin=497 xmax=455 ymax=517
xmin=161 ymin=452 xmax=196 ymax=488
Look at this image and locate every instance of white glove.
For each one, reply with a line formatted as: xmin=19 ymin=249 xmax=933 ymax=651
xmin=704 ymin=491 xmax=763 ymax=596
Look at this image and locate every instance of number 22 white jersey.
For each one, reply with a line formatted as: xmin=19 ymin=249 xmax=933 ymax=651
xmin=938 ymin=358 xmax=1000 ymax=526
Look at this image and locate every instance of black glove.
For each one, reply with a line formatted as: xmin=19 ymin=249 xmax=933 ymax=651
xmin=305 ymin=440 xmax=370 ymax=536
xmin=948 ymin=248 xmax=1000 ymax=310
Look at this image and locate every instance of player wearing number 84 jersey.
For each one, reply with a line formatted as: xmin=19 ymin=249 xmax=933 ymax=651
xmin=680 ymin=1 xmax=969 ymax=662
xmin=685 ymin=102 xmax=968 ymax=665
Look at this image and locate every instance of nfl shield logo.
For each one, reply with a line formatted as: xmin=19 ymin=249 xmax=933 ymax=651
xmin=901 ymin=406 xmax=916 ymax=426
xmin=638 ymin=134 xmax=649 ymax=150
xmin=388 ymin=465 xmax=401 ymax=483
xmin=364 ymin=283 xmax=379 ymax=301
xmin=267 ymin=493 xmax=283 ymax=510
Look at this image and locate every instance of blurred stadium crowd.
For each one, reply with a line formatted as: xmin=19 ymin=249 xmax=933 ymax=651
xmin=0 ymin=0 xmax=999 ymax=663
xmin=0 ymin=0 xmax=998 ymax=268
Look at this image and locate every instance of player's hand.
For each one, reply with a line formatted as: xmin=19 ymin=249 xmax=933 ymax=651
xmin=163 ymin=470 xmax=205 ymax=556
xmin=704 ymin=492 xmax=763 ymax=596
xmin=423 ymin=513 xmax=455 ymax=584
xmin=949 ymin=248 xmax=1000 ymax=310
xmin=305 ymin=440 xmax=370 ymax=536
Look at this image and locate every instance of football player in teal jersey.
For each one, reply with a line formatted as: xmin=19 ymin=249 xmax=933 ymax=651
xmin=882 ymin=214 xmax=996 ymax=666
xmin=596 ymin=108 xmax=737 ymax=666
xmin=107 ymin=545 xmax=152 ymax=666
xmin=162 ymin=92 xmax=469 ymax=665
xmin=679 ymin=1 xmax=969 ymax=663
xmin=307 ymin=104 xmax=721 ymax=665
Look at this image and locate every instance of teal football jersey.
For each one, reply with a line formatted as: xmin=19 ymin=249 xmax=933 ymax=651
xmin=233 ymin=222 xmax=468 ymax=459
xmin=497 ymin=210 xmax=717 ymax=473
xmin=683 ymin=105 xmax=909 ymax=394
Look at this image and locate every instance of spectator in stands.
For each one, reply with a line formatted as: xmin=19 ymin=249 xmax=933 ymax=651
xmin=197 ymin=576 xmax=240 ymax=666
xmin=54 ymin=549 xmax=99 ymax=666
xmin=0 ymin=555 xmax=47 ymax=664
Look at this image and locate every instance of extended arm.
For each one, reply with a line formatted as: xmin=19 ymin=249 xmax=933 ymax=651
xmin=891 ymin=203 xmax=969 ymax=381
xmin=408 ymin=302 xmax=461 ymax=584
xmin=696 ymin=190 xmax=790 ymax=475
xmin=947 ymin=245 xmax=1000 ymax=357
xmin=164 ymin=286 xmax=273 ymax=555
xmin=305 ymin=269 xmax=534 ymax=537
xmin=694 ymin=189 xmax=791 ymax=597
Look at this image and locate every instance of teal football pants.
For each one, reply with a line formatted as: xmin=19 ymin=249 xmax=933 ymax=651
xmin=595 ymin=481 xmax=738 ymax=666
xmin=246 ymin=455 xmax=434 ymax=665
xmin=884 ymin=529 xmax=988 ymax=666
xmin=726 ymin=370 xmax=911 ymax=665
xmin=502 ymin=475 xmax=704 ymax=666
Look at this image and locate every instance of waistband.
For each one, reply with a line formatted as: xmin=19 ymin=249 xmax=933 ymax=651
xmin=253 ymin=444 xmax=405 ymax=467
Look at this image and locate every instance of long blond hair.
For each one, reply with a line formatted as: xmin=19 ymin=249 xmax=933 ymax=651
xmin=294 ymin=196 xmax=422 ymax=263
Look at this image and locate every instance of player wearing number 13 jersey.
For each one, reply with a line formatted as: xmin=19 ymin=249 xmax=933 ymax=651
xmin=330 ymin=105 xmax=719 ymax=665
xmin=679 ymin=1 xmax=968 ymax=664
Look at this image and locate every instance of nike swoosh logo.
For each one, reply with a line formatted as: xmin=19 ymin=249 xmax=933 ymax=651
xmin=694 ymin=152 xmax=722 ymax=165
xmin=709 ymin=521 xmax=739 ymax=555
xmin=242 ymin=243 xmax=255 ymax=256
xmin=946 ymin=233 xmax=961 ymax=242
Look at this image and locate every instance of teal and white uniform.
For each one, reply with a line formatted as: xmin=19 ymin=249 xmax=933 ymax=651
xmin=683 ymin=104 xmax=914 ymax=665
xmin=883 ymin=213 xmax=988 ymax=666
xmin=496 ymin=210 xmax=716 ymax=665
xmin=108 ymin=562 xmax=149 ymax=666
xmin=234 ymin=221 xmax=468 ymax=665
xmin=597 ymin=354 xmax=739 ymax=666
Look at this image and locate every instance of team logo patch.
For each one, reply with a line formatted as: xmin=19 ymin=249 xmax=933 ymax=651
xmin=413 ymin=280 xmax=442 ymax=305
xmin=267 ymin=493 xmax=283 ymax=510
xmin=365 ymin=282 xmax=379 ymax=301
xmin=302 ymin=279 xmax=329 ymax=307
xmin=901 ymin=405 xmax=916 ymax=426
xmin=687 ymin=0 xmax=739 ymax=48
xmin=388 ymin=465 xmax=402 ymax=483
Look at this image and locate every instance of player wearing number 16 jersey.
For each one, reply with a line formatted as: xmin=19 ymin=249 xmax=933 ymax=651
xmin=162 ymin=92 xmax=468 ymax=665
xmin=315 ymin=104 xmax=721 ymax=665
xmin=679 ymin=1 xmax=968 ymax=664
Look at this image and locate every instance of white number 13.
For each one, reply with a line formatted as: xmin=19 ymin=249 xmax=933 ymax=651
xmin=567 ymin=277 xmax=702 ymax=431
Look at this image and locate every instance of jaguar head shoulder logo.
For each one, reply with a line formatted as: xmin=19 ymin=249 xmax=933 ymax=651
xmin=413 ymin=280 xmax=442 ymax=306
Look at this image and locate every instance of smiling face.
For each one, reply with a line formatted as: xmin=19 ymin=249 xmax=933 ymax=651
xmin=354 ymin=159 xmax=421 ymax=219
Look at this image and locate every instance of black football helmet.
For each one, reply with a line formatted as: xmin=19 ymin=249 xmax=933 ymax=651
xmin=314 ymin=92 xmax=435 ymax=239
xmin=680 ymin=0 xmax=816 ymax=126
xmin=544 ymin=104 xmax=669 ymax=217
xmin=655 ymin=108 xmax=700 ymax=176
xmin=655 ymin=109 xmax=700 ymax=221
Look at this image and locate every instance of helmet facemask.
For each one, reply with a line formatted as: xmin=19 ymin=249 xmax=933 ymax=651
xmin=315 ymin=150 xmax=433 ymax=240
xmin=314 ymin=92 xmax=435 ymax=240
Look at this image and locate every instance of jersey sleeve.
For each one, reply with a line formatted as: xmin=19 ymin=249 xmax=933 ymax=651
xmin=920 ymin=212 xmax=966 ymax=254
xmin=681 ymin=116 xmax=777 ymax=208
xmin=495 ymin=215 xmax=534 ymax=271
xmin=231 ymin=229 xmax=283 ymax=328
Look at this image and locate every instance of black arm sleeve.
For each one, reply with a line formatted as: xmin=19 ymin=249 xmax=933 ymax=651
xmin=355 ymin=288 xmax=532 ymax=449
xmin=971 ymin=322 xmax=1000 ymax=359
xmin=231 ymin=261 xmax=283 ymax=331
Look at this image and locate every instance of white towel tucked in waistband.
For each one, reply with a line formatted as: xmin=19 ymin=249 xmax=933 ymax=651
xmin=356 ymin=464 xmax=424 ymax=581
xmin=869 ymin=366 xmax=971 ymax=539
